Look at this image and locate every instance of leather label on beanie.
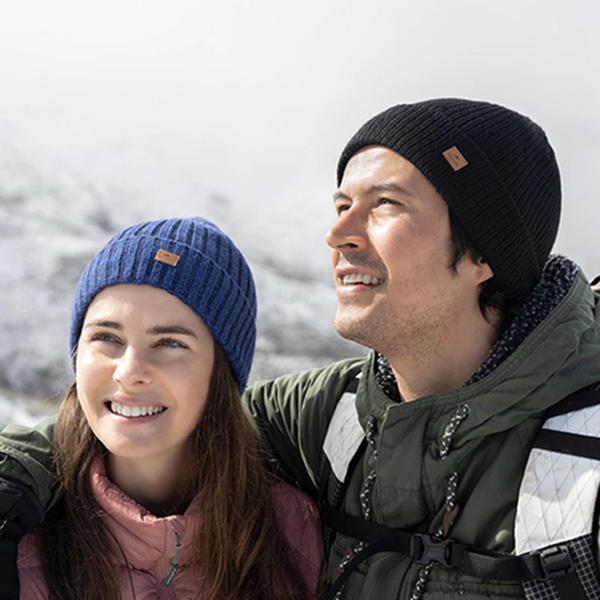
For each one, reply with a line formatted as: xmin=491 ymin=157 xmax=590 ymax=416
xmin=155 ymin=249 xmax=180 ymax=267
xmin=443 ymin=146 xmax=469 ymax=171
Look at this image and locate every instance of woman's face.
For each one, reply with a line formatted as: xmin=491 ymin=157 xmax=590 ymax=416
xmin=76 ymin=284 xmax=215 ymax=468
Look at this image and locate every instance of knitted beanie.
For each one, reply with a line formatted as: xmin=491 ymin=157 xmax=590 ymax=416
xmin=337 ymin=98 xmax=561 ymax=305
xmin=70 ymin=217 xmax=256 ymax=390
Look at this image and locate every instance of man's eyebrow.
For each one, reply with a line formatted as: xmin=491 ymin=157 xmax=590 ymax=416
xmin=333 ymin=183 xmax=414 ymax=202
xmin=147 ymin=325 xmax=198 ymax=338
xmin=333 ymin=190 xmax=351 ymax=202
xmin=366 ymin=183 xmax=414 ymax=197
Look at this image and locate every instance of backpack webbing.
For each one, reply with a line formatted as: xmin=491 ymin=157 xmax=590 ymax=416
xmin=318 ymin=380 xmax=600 ymax=600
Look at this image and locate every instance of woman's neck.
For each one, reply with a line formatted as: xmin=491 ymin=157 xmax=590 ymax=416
xmin=106 ymin=451 xmax=195 ymax=516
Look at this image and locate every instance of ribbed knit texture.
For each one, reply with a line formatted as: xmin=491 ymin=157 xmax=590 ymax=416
xmin=70 ymin=218 xmax=256 ymax=390
xmin=337 ymin=98 xmax=561 ymax=305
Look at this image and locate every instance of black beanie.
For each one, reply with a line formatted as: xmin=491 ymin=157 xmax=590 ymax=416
xmin=336 ymin=98 xmax=561 ymax=306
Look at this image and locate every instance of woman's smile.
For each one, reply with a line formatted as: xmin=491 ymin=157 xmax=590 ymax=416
xmin=106 ymin=400 xmax=167 ymax=418
xmin=76 ymin=284 xmax=215 ymax=468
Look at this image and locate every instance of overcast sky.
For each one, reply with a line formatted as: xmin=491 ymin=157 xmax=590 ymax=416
xmin=1 ymin=0 xmax=598 ymax=276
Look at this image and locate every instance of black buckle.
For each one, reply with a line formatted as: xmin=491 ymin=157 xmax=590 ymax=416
xmin=410 ymin=533 xmax=453 ymax=566
xmin=539 ymin=545 xmax=574 ymax=579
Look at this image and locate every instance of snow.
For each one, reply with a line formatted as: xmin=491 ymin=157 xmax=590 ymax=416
xmin=0 ymin=134 xmax=364 ymax=420
xmin=0 ymin=392 xmax=55 ymax=429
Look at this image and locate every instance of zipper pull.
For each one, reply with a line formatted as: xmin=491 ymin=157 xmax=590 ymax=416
xmin=161 ymin=532 xmax=182 ymax=587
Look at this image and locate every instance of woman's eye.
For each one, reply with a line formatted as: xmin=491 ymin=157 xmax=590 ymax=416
xmin=156 ymin=338 xmax=188 ymax=349
xmin=90 ymin=332 xmax=120 ymax=344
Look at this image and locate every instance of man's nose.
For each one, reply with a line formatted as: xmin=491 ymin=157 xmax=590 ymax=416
xmin=113 ymin=346 xmax=152 ymax=387
xmin=325 ymin=205 xmax=368 ymax=252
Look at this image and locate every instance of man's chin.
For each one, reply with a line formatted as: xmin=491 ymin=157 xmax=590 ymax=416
xmin=334 ymin=318 xmax=370 ymax=347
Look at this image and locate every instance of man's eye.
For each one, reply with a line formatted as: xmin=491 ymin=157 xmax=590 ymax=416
xmin=336 ymin=204 xmax=351 ymax=215
xmin=380 ymin=197 xmax=400 ymax=206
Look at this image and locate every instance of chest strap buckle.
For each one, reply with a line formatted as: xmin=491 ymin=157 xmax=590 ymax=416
xmin=410 ymin=533 xmax=454 ymax=567
xmin=539 ymin=545 xmax=574 ymax=579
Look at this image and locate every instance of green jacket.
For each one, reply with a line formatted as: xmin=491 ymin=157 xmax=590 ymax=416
xmin=244 ymin=265 xmax=600 ymax=599
xmin=2 ymin=261 xmax=600 ymax=599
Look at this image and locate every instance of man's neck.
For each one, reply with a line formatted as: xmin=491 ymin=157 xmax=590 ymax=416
xmin=386 ymin=310 xmax=501 ymax=402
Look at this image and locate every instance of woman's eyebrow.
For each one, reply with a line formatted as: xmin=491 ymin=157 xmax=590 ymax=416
xmin=84 ymin=320 xmax=122 ymax=330
xmin=83 ymin=321 xmax=197 ymax=338
xmin=147 ymin=325 xmax=198 ymax=338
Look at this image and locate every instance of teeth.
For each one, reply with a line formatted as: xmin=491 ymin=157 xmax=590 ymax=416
xmin=109 ymin=402 xmax=165 ymax=418
xmin=341 ymin=273 xmax=383 ymax=285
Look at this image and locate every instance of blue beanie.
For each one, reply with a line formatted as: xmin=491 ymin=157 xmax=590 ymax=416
xmin=70 ymin=217 xmax=257 ymax=390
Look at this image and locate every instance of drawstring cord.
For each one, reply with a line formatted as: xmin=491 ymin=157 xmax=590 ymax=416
xmin=410 ymin=470 xmax=461 ymax=600
xmin=439 ymin=404 xmax=470 ymax=460
xmin=333 ymin=403 xmax=469 ymax=599
xmin=411 ymin=563 xmax=434 ymax=600
xmin=410 ymin=404 xmax=470 ymax=600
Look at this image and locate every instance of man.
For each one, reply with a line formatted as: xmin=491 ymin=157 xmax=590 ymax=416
xmin=2 ymin=98 xmax=599 ymax=599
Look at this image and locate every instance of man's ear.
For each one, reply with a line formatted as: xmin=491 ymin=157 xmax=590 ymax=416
xmin=475 ymin=256 xmax=495 ymax=285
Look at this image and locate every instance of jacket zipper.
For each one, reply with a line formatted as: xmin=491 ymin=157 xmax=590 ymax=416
xmin=161 ymin=531 xmax=182 ymax=586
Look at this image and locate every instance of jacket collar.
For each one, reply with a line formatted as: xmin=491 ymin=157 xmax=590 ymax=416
xmin=90 ymin=455 xmax=201 ymax=571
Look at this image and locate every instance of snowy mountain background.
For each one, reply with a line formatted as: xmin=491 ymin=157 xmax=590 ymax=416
xmin=1 ymin=0 xmax=599 ymax=428
xmin=0 ymin=135 xmax=364 ymax=428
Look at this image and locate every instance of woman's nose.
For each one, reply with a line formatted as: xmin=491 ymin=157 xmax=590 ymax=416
xmin=113 ymin=346 xmax=152 ymax=387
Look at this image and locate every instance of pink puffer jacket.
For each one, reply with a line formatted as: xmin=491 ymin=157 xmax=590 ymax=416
xmin=18 ymin=456 xmax=325 ymax=599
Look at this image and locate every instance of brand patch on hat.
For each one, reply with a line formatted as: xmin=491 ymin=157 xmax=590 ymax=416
xmin=443 ymin=146 xmax=469 ymax=171
xmin=154 ymin=249 xmax=180 ymax=266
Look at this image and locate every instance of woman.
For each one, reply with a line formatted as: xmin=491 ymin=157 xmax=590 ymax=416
xmin=17 ymin=217 xmax=324 ymax=599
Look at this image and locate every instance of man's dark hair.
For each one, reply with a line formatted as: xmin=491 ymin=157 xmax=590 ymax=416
xmin=448 ymin=209 xmax=517 ymax=332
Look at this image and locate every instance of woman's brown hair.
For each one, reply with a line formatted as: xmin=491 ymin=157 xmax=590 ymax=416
xmin=40 ymin=341 xmax=310 ymax=599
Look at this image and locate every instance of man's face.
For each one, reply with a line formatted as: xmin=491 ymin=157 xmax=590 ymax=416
xmin=326 ymin=145 xmax=492 ymax=359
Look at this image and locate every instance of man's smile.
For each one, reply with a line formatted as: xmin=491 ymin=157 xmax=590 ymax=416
xmin=338 ymin=273 xmax=384 ymax=286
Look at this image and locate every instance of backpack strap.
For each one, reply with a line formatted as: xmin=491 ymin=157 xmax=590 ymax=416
xmin=515 ymin=383 xmax=600 ymax=600
xmin=319 ymin=503 xmax=554 ymax=600
xmin=319 ymin=381 xmax=600 ymax=600
xmin=318 ymin=373 xmax=365 ymax=555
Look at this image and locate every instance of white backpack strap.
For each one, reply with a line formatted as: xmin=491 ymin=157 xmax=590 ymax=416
xmin=323 ymin=372 xmax=365 ymax=484
xmin=515 ymin=390 xmax=600 ymax=600
xmin=319 ymin=373 xmax=365 ymax=554
xmin=515 ymin=403 xmax=600 ymax=553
